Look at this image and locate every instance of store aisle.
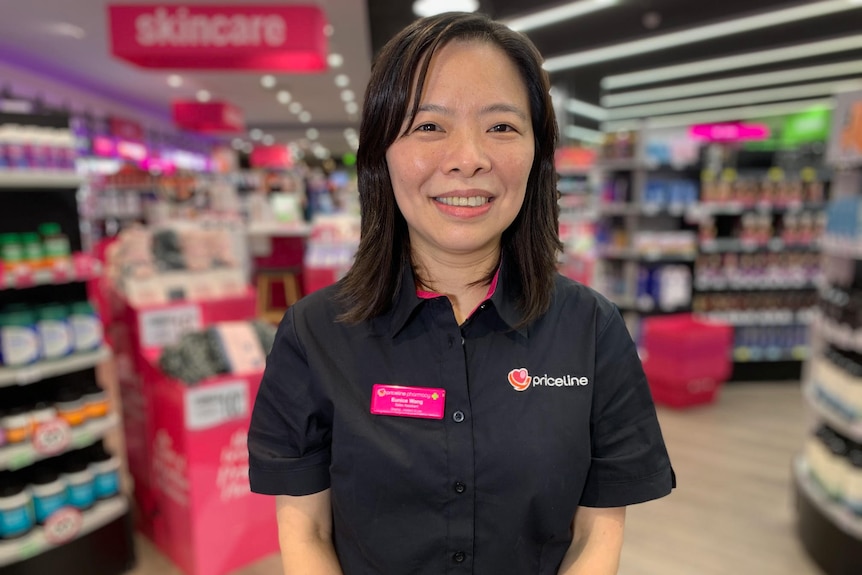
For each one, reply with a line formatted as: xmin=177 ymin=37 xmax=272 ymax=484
xmin=129 ymin=383 xmax=822 ymax=575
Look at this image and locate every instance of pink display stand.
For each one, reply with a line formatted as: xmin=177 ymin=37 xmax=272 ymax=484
xmin=640 ymin=314 xmax=733 ymax=409
xmin=106 ymin=288 xmax=279 ymax=574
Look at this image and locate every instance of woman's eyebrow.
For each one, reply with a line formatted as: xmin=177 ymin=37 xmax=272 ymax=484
xmin=416 ymin=102 xmax=528 ymax=120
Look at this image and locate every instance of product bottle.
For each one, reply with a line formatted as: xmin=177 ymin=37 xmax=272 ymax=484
xmin=68 ymin=301 xmax=103 ymax=353
xmin=29 ymin=463 xmax=68 ymax=525
xmin=0 ymin=306 xmax=41 ymax=366
xmin=54 ymin=387 xmax=88 ymax=428
xmin=36 ymin=303 xmax=74 ymax=360
xmin=38 ymin=222 xmax=71 ymax=268
xmin=63 ymin=456 xmax=95 ymax=511
xmin=88 ymin=443 xmax=121 ymax=500
xmin=19 ymin=232 xmax=43 ymax=269
xmin=81 ymin=381 xmax=110 ymax=420
xmin=0 ymin=233 xmax=25 ymax=272
xmin=1 ymin=406 xmax=32 ymax=444
xmin=0 ymin=471 xmax=35 ymax=539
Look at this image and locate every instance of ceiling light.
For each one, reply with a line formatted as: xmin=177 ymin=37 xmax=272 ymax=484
xmin=340 ymin=89 xmax=356 ymax=102
xmin=196 ymin=90 xmax=211 ymax=102
xmin=328 ymin=53 xmax=344 ymax=68
xmin=602 ymin=34 xmax=862 ymax=90
xmin=313 ymin=145 xmax=331 ymax=159
xmin=564 ymin=125 xmax=605 ymax=145
xmin=261 ymin=75 xmax=277 ymax=89
xmin=299 ymin=111 xmax=312 ymax=123
xmin=323 ymin=24 xmax=334 ymax=37
xmin=167 ymin=75 xmax=183 ymax=88
xmin=335 ymin=74 xmax=350 ymax=88
xmin=46 ymin=22 xmax=86 ymax=39
xmin=231 ymin=138 xmax=244 ymax=150
xmin=249 ymin=129 xmax=263 ymax=141
xmin=345 ymin=102 xmax=359 ymax=114
xmin=606 ymin=80 xmax=862 ymax=121
xmin=306 ymin=128 xmax=320 ymax=140
xmin=602 ymin=98 xmax=832 ymax=133
xmin=262 ymin=134 xmax=275 ymax=146
xmin=503 ymin=0 xmax=617 ymax=32
xmin=543 ymin=0 xmax=862 ymax=72
xmin=565 ymin=99 xmax=608 ymax=121
xmin=289 ymin=102 xmax=303 ymax=114
xmin=344 ymin=128 xmax=357 ymax=138
xmin=602 ymin=60 xmax=862 ymax=107
xmin=276 ymin=90 xmax=292 ymax=105
xmin=412 ymin=0 xmax=478 ymax=17
xmin=242 ymin=142 xmax=254 ymax=154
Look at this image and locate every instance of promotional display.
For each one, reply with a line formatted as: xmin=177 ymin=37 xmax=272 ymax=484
xmin=172 ymin=101 xmax=245 ymax=134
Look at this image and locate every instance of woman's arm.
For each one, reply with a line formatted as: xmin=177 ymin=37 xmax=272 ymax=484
xmin=557 ymin=506 xmax=626 ymax=575
xmin=276 ymin=490 xmax=344 ymax=575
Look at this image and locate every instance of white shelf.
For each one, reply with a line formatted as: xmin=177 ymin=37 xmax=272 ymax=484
xmin=0 ymin=172 xmax=83 ymax=189
xmin=596 ymin=157 xmax=645 ymax=171
xmin=695 ymin=279 xmax=817 ymax=292
xmin=0 ymin=496 xmax=128 ymax=568
xmin=814 ymin=314 xmax=862 ymax=354
xmin=820 ymin=235 xmax=862 ymax=260
xmin=803 ymin=380 xmax=862 ymax=444
xmin=0 ymin=413 xmax=120 ymax=471
xmin=699 ymin=238 xmax=818 ymax=253
xmin=698 ymin=309 xmax=811 ymax=327
xmin=732 ymin=346 xmax=808 ymax=362
xmin=0 ymin=347 xmax=111 ymax=388
xmin=1 ymin=255 xmax=101 ymax=290
xmin=794 ymin=456 xmax=862 ymax=541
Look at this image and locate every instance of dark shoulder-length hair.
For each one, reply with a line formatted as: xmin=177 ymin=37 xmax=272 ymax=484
xmin=337 ymin=11 xmax=561 ymax=326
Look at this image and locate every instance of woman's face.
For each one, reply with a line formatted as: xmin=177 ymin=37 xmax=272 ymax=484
xmin=385 ymin=40 xmax=534 ymax=262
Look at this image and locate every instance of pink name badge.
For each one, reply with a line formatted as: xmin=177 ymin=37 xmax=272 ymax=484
xmin=370 ymin=385 xmax=446 ymax=420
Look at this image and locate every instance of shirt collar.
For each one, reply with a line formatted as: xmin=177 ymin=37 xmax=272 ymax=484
xmin=385 ymin=256 xmax=528 ymax=338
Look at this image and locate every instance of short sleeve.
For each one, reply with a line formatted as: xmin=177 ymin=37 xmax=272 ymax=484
xmin=248 ymin=306 xmax=332 ymax=496
xmin=579 ymin=306 xmax=675 ymax=507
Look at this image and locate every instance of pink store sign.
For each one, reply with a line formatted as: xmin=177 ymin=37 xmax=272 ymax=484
xmin=108 ymin=4 xmax=328 ymax=71
xmin=689 ymin=123 xmax=770 ymax=142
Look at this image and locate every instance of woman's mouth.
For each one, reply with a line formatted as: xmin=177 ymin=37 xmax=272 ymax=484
xmin=434 ymin=196 xmax=491 ymax=207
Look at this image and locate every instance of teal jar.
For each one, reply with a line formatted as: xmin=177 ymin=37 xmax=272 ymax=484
xmin=36 ymin=303 xmax=74 ymax=360
xmin=0 ymin=308 xmax=40 ymax=366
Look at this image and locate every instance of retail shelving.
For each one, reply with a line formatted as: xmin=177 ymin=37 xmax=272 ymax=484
xmin=0 ymin=172 xmax=83 ymax=189
xmin=0 ymin=254 xmax=102 ymax=289
xmin=803 ymin=380 xmax=862 ymax=444
xmin=0 ymin=346 xmax=111 ymax=387
xmin=794 ymin=457 xmax=862 ymax=541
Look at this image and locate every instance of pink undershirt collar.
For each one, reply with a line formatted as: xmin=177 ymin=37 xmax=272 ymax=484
xmin=416 ymin=267 xmax=500 ymax=318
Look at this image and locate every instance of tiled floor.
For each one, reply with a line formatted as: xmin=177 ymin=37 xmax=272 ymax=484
xmin=130 ymin=383 xmax=824 ymax=575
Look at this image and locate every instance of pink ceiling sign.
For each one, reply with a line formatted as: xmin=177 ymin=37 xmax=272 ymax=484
xmin=108 ymin=4 xmax=328 ymax=71
xmin=689 ymin=123 xmax=771 ymax=142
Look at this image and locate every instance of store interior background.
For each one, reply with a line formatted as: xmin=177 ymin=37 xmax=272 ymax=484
xmin=0 ymin=1 xmax=861 ymax=574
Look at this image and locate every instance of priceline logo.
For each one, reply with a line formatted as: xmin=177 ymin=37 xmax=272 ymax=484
xmin=508 ymin=368 xmax=589 ymax=392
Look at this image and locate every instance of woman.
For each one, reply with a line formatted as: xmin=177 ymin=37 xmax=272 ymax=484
xmin=249 ymin=11 xmax=674 ymax=575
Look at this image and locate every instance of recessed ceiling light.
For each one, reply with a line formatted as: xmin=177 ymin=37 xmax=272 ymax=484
xmin=565 ymin=99 xmax=609 ymax=121
xmin=262 ymin=134 xmax=275 ymax=146
xmin=323 ymin=24 xmax=334 ymax=37
xmin=564 ymin=125 xmax=605 ymax=145
xmin=167 ymin=75 xmax=183 ymax=88
xmin=299 ymin=111 xmax=312 ymax=123
xmin=503 ymin=0 xmax=617 ymax=32
xmin=544 ymin=0 xmax=862 ymax=72
xmin=340 ymin=89 xmax=355 ymax=102
xmin=196 ymin=90 xmax=211 ymax=102
xmin=242 ymin=142 xmax=254 ymax=154
xmin=231 ymin=138 xmax=244 ymax=150
xmin=289 ymin=102 xmax=303 ymax=114
xmin=328 ymin=53 xmax=344 ymax=68
xmin=413 ymin=0 xmax=478 ymax=17
xmin=306 ymin=128 xmax=320 ymax=140
xmin=344 ymin=128 xmax=357 ymax=138
xmin=249 ymin=129 xmax=263 ymax=141
xmin=261 ymin=75 xmax=277 ymax=89
xmin=345 ymin=102 xmax=359 ymax=114
xmin=45 ymin=22 xmax=86 ymax=39
xmin=335 ymin=74 xmax=350 ymax=88
xmin=277 ymin=90 xmax=292 ymax=104
xmin=313 ymin=145 xmax=330 ymax=159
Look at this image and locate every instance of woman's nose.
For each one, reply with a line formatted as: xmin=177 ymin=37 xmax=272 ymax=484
xmin=443 ymin=129 xmax=491 ymax=177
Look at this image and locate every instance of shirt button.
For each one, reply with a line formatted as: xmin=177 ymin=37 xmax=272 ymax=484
xmin=454 ymin=481 xmax=466 ymax=494
xmin=453 ymin=551 xmax=466 ymax=563
xmin=452 ymin=410 xmax=465 ymax=423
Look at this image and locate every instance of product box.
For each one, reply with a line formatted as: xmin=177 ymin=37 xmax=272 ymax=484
xmin=141 ymin=355 xmax=279 ymax=575
xmin=640 ymin=314 xmax=733 ymax=408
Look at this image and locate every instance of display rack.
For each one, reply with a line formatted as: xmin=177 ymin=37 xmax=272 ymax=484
xmin=0 ymin=111 xmax=135 ymax=575
xmin=795 ymin=89 xmax=862 ymax=575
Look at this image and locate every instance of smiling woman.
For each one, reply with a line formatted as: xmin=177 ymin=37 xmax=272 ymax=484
xmin=249 ymin=11 xmax=674 ymax=575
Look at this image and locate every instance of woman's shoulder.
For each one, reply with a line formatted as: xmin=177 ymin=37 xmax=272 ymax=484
xmin=287 ymin=282 xmax=348 ymax=325
xmin=551 ymin=273 xmax=618 ymax=321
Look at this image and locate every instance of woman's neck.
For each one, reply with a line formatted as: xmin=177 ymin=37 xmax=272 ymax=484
xmin=412 ymin=246 xmax=500 ymax=325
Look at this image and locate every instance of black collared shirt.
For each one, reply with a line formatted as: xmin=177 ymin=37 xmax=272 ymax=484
xmin=249 ymin=263 xmax=674 ymax=574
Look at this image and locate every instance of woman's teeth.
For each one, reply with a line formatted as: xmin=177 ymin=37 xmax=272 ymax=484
xmin=435 ymin=196 xmax=489 ymax=207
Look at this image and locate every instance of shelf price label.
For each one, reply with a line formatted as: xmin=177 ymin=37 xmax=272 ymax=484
xmin=800 ymin=167 xmax=817 ymax=183
xmin=139 ymin=304 xmax=202 ymax=348
xmin=8 ymin=451 xmax=35 ymax=471
xmin=185 ymin=380 xmax=249 ymax=431
xmin=767 ymin=167 xmax=785 ymax=182
xmin=720 ymin=168 xmax=737 ymax=183
xmin=44 ymin=508 xmax=84 ymax=545
xmin=33 ymin=419 xmax=72 ymax=456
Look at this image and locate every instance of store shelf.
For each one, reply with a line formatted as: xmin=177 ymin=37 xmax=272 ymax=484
xmin=0 ymin=172 xmax=83 ymax=189
xmin=599 ymin=247 xmax=696 ymax=262
xmin=598 ymin=203 xmax=691 ymax=217
xmin=595 ymin=157 xmax=645 ymax=171
xmin=698 ymin=309 xmax=813 ymax=326
xmin=0 ymin=347 xmax=112 ymax=388
xmin=794 ymin=456 xmax=862 ymax=541
xmin=0 ymin=413 xmax=120 ymax=471
xmin=695 ymin=279 xmax=817 ymax=292
xmin=733 ymin=346 xmax=808 ymax=362
xmin=820 ymin=235 xmax=862 ymax=260
xmin=699 ymin=238 xmax=819 ymax=253
xmin=814 ymin=314 xmax=862 ymax=354
xmin=0 ymin=496 xmax=128 ymax=569
xmin=687 ymin=201 xmax=825 ymax=219
xmin=1 ymin=254 xmax=101 ymax=290
xmin=803 ymin=380 xmax=862 ymax=444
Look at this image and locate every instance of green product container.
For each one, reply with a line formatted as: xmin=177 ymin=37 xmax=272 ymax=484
xmin=0 ymin=308 xmax=41 ymax=366
xmin=19 ymin=232 xmax=43 ymax=265
xmin=68 ymin=301 xmax=103 ymax=352
xmin=38 ymin=223 xmax=71 ymax=260
xmin=0 ymin=234 xmax=24 ymax=266
xmin=36 ymin=303 xmax=73 ymax=359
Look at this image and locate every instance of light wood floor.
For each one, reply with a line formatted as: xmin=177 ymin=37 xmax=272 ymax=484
xmin=129 ymin=383 xmax=824 ymax=575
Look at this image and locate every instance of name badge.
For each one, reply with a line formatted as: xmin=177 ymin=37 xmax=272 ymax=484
xmin=370 ymin=385 xmax=446 ymax=420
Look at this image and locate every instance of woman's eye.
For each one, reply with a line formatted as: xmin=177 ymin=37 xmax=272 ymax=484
xmin=490 ymin=124 xmax=516 ymax=133
xmin=414 ymin=123 xmax=439 ymax=132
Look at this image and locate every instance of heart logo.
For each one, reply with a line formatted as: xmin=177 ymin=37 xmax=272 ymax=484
xmin=508 ymin=368 xmax=531 ymax=392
